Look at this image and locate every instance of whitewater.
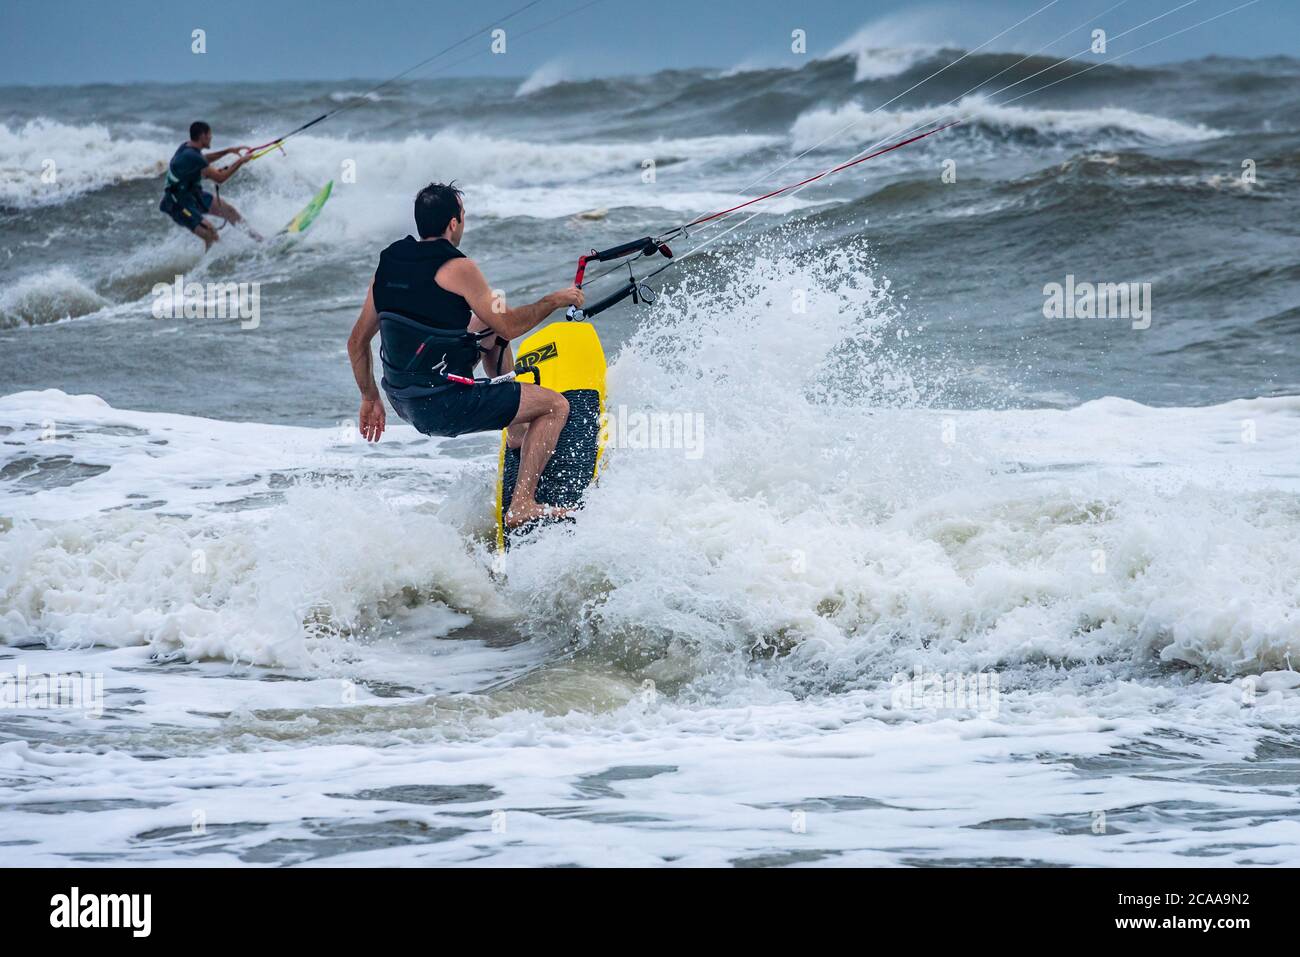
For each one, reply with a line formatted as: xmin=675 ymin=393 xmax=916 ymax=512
xmin=2 ymin=38 xmax=1300 ymax=864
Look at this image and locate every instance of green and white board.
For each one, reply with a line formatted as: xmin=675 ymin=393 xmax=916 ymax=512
xmin=279 ymin=180 xmax=333 ymax=235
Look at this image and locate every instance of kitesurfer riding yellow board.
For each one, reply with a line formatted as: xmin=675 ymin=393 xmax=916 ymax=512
xmin=346 ymin=183 xmax=585 ymax=530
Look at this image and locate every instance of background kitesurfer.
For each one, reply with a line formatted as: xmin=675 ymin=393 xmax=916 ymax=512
xmin=159 ymin=121 xmax=259 ymax=248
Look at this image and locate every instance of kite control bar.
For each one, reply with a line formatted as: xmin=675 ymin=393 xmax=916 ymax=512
xmin=578 ymin=278 xmax=647 ymax=319
xmin=571 ymin=236 xmax=669 ymax=286
xmin=563 ymin=122 xmax=960 ymax=322
xmin=567 ymin=236 xmax=673 ymax=320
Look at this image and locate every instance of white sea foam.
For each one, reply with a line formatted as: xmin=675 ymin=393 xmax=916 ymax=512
xmin=4 ymin=252 xmax=1297 ymax=680
xmin=1 ymin=640 xmax=1296 ymax=866
xmin=516 ymin=61 xmax=569 ymax=96
xmin=2 ymin=246 xmax=1298 ymax=867
xmin=0 ymin=391 xmax=507 ymax=666
xmin=790 ymin=96 xmax=1219 ymax=153
xmin=829 ymin=44 xmax=939 ymax=82
xmin=0 ymin=267 xmax=109 ymax=328
xmin=328 ymin=90 xmax=386 ymax=103
xmin=0 ymin=120 xmax=169 ymax=209
xmin=199 ymin=129 xmax=788 ymax=249
xmin=821 ymin=8 xmax=950 ymax=81
xmin=498 ymin=249 xmax=1300 ymax=685
xmin=0 ymin=118 xmax=780 ymax=222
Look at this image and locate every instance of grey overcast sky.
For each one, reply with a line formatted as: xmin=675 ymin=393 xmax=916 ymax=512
xmin=0 ymin=0 xmax=1292 ymax=85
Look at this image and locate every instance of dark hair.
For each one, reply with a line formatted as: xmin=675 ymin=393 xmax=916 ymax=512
xmin=414 ymin=182 xmax=464 ymax=239
xmin=190 ymin=121 xmax=211 ymax=140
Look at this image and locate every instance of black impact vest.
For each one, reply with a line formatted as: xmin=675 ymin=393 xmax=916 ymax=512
xmin=374 ymin=237 xmax=484 ymax=388
xmin=374 ymin=237 xmax=471 ymax=329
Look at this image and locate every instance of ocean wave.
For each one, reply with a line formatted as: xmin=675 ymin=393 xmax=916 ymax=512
xmin=328 ymin=90 xmax=387 ymax=103
xmin=227 ymin=128 xmax=778 ymax=195
xmin=516 ymin=61 xmax=569 ymax=97
xmin=1016 ymin=151 xmax=1266 ymax=197
xmin=215 ymin=129 xmax=783 ymax=236
xmin=501 ymin=251 xmax=1300 ymax=685
xmin=0 ymin=490 xmax=503 ymax=667
xmin=0 ymin=268 xmax=108 ymax=328
xmin=818 ymin=7 xmax=952 ymax=82
xmin=2 ymin=278 xmax=1299 ymax=682
xmin=719 ymin=60 xmax=795 ymax=79
xmin=0 ymin=390 xmax=507 ymax=667
xmin=0 ymin=117 xmax=781 ymax=230
xmin=0 ymin=119 xmax=169 ymax=210
xmin=822 ymin=43 xmax=942 ymax=83
xmin=789 ymin=95 xmax=1219 ymax=153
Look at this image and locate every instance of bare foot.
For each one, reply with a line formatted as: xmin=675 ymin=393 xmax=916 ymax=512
xmin=505 ymin=499 xmax=570 ymax=528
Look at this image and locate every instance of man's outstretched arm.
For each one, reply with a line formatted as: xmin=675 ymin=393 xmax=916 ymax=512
xmin=202 ymin=145 xmax=248 ymax=162
xmin=202 ymin=153 xmax=249 ymax=185
xmin=438 ymin=258 xmax=582 ymax=341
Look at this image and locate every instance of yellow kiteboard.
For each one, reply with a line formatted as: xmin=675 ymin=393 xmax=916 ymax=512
xmin=495 ymin=321 xmax=606 ymax=551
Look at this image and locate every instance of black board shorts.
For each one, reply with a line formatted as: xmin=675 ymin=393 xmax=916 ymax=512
xmin=160 ymin=190 xmax=214 ymax=232
xmin=384 ymin=380 xmax=522 ymax=438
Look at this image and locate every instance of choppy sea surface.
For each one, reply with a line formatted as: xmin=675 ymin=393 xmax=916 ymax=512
xmin=2 ymin=32 xmax=1300 ymax=865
